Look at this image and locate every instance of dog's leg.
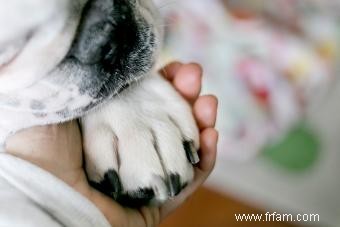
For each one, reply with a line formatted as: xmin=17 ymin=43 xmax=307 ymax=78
xmin=81 ymin=72 xmax=200 ymax=206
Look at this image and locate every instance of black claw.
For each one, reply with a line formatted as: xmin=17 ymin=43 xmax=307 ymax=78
xmin=183 ymin=140 xmax=200 ymax=164
xmin=89 ymin=169 xmax=122 ymax=200
xmin=181 ymin=182 xmax=188 ymax=190
xmin=117 ymin=188 xmax=155 ymax=208
xmin=168 ymin=174 xmax=181 ymax=197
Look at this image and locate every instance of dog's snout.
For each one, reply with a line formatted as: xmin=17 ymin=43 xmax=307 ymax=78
xmin=69 ymin=0 xmax=137 ymax=65
xmin=71 ymin=21 xmax=118 ymax=65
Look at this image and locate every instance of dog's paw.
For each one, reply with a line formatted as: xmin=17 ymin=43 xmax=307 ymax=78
xmin=81 ymin=74 xmax=199 ymax=207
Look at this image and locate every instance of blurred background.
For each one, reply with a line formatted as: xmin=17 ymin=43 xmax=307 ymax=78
xmin=154 ymin=0 xmax=340 ymax=226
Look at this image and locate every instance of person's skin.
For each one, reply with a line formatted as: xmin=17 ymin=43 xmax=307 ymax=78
xmin=6 ymin=62 xmax=218 ymax=227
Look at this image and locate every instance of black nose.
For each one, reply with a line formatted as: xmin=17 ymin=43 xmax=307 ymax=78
xmin=69 ymin=0 xmax=137 ymax=65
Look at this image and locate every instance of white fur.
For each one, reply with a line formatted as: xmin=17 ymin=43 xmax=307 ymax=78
xmin=82 ymin=73 xmax=199 ymax=200
xmin=0 ymin=0 xmax=199 ymax=202
xmin=0 ymin=0 xmax=87 ymax=93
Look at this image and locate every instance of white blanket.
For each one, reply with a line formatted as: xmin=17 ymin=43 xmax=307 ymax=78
xmin=0 ymin=154 xmax=110 ymax=227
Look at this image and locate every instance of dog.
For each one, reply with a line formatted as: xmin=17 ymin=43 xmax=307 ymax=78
xmin=0 ymin=0 xmax=199 ymax=206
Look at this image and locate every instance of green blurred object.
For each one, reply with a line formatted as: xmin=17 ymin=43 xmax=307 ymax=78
xmin=261 ymin=123 xmax=321 ymax=172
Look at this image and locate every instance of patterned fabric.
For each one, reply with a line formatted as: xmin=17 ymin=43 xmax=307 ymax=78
xmin=156 ymin=0 xmax=339 ymax=160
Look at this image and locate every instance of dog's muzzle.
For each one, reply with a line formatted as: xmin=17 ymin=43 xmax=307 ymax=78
xmin=68 ymin=0 xmax=138 ymax=66
xmin=57 ymin=0 xmax=156 ymax=103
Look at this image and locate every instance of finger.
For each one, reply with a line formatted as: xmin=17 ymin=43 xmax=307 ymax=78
xmin=159 ymin=61 xmax=183 ymax=81
xmin=177 ymin=128 xmax=218 ymax=195
xmin=90 ymin=183 xmax=168 ymax=227
xmin=193 ymin=95 xmax=218 ymax=130
xmin=89 ymin=190 xmax=130 ymax=226
xmin=159 ymin=128 xmax=218 ymax=219
xmin=172 ymin=63 xmax=202 ymax=104
xmin=138 ymin=206 xmax=160 ymax=227
xmin=196 ymin=128 xmax=218 ymax=172
xmin=89 ymin=189 xmax=153 ymax=227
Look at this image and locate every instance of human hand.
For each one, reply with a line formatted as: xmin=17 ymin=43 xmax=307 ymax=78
xmin=6 ymin=62 xmax=218 ymax=226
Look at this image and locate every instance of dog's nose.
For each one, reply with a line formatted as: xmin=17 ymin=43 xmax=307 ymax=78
xmin=71 ymin=21 xmax=118 ymax=65
xmin=69 ymin=0 xmax=137 ymax=65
